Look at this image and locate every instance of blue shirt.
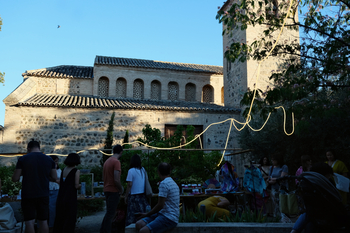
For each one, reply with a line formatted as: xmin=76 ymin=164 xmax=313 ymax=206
xmin=16 ymin=152 xmax=55 ymax=199
xmin=269 ymin=165 xmax=288 ymax=191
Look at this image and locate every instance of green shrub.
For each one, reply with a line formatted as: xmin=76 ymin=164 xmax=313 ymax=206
xmin=0 ymin=164 xmax=21 ymax=196
xmin=77 ymin=199 xmax=104 ymax=222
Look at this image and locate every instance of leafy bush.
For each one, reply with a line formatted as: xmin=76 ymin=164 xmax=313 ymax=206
xmin=0 ymin=164 xmax=21 ymax=196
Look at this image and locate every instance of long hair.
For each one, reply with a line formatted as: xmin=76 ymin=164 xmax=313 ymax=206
xmin=129 ymin=154 xmax=142 ymax=169
xmin=259 ymin=156 xmax=270 ymax=166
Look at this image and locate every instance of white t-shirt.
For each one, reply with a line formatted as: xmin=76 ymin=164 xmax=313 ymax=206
xmin=158 ymin=177 xmax=180 ymax=223
xmin=49 ymin=168 xmax=61 ymax=190
xmin=126 ymin=167 xmax=146 ymax=195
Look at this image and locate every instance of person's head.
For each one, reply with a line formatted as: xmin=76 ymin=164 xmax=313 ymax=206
xmin=113 ymin=145 xmax=123 ymax=155
xmin=271 ymin=153 xmax=283 ymax=166
xmin=50 ymin=155 xmax=59 ymax=169
xmin=310 ymin=162 xmax=334 ymax=181
xmin=64 ymin=153 xmax=81 ymax=167
xmin=259 ymin=156 xmax=270 ymax=166
xmin=157 ymin=162 xmax=171 ymax=177
xmin=129 ymin=154 xmax=142 ymax=169
xmin=27 ymin=140 xmax=40 ymax=153
xmin=301 ymin=155 xmax=312 ymax=171
xmin=326 ymin=150 xmax=337 ymax=162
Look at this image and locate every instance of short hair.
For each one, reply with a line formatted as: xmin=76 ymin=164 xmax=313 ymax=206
xmin=50 ymin=155 xmax=59 ymax=161
xmin=301 ymin=155 xmax=311 ymax=171
xmin=64 ymin=153 xmax=81 ymax=166
xmin=158 ymin=162 xmax=171 ymax=176
xmin=129 ymin=154 xmax=142 ymax=169
xmin=113 ymin=145 xmax=123 ymax=154
xmin=27 ymin=140 xmax=40 ymax=150
xmin=271 ymin=153 xmax=284 ymax=166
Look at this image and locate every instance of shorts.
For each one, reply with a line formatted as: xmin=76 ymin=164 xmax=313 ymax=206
xmin=142 ymin=213 xmax=177 ymax=233
xmin=21 ymin=196 xmax=49 ymax=221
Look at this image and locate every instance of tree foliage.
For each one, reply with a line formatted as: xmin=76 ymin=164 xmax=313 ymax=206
xmin=137 ymin=124 xmax=222 ymax=190
xmin=217 ymin=0 xmax=350 ymax=117
xmin=217 ymin=0 xmax=350 ymax=168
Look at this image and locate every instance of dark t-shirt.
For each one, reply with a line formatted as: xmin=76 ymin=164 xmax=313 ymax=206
xmin=16 ymin=152 xmax=55 ymax=199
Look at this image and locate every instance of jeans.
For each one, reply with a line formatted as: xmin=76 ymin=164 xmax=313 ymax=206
xmin=293 ymin=213 xmax=314 ymax=233
xmin=100 ymin=192 xmax=120 ymax=233
xmin=49 ymin=190 xmax=59 ymax=228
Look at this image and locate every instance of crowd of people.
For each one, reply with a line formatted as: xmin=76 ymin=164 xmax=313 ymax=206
xmin=8 ymin=141 xmax=180 ymax=233
xmin=3 ymin=139 xmax=349 ymax=233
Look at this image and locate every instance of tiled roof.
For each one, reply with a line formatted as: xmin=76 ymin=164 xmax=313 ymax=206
xmin=95 ymin=56 xmax=223 ymax=74
xmin=23 ymin=66 xmax=94 ymax=79
xmin=16 ymin=94 xmax=239 ymax=113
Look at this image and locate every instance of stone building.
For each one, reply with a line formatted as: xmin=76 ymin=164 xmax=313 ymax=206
xmin=1 ymin=0 xmax=299 ymax=167
xmin=1 ymin=56 xmax=241 ymax=165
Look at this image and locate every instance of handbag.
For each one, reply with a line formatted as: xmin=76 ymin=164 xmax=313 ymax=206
xmin=142 ymin=168 xmax=153 ymax=198
xmin=0 ymin=203 xmax=17 ymax=230
xmin=279 ymin=191 xmax=299 ymax=216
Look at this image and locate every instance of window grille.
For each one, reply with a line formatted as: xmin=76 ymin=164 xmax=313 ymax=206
xmin=202 ymin=85 xmax=214 ymax=103
xmin=116 ymin=78 xmax=127 ymax=98
xmin=151 ymin=80 xmax=161 ymax=100
xmin=133 ymin=79 xmax=144 ymax=99
xmin=98 ymin=77 xmax=109 ymax=98
xmin=168 ymin=82 xmax=179 ymax=101
xmin=185 ymin=83 xmax=196 ymax=101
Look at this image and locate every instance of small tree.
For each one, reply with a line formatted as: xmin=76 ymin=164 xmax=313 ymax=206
xmin=101 ymin=112 xmax=115 ymax=165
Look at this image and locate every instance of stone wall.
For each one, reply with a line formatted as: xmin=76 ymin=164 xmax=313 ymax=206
xmin=1 ymin=105 xmax=242 ymax=166
xmin=93 ymin=65 xmax=224 ymax=105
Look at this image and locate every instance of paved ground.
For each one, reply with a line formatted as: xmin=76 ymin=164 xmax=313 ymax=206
xmin=75 ymin=209 xmax=105 ymax=233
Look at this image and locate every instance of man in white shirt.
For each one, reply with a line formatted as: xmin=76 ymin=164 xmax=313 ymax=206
xmin=136 ymin=162 xmax=179 ymax=233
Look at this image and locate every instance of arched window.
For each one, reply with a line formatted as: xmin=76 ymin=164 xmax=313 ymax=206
xmin=133 ymin=79 xmax=144 ymax=99
xmin=168 ymin=82 xmax=179 ymax=101
xmin=266 ymin=0 xmax=278 ymax=19
xmin=202 ymin=85 xmax=214 ymax=103
xmin=98 ymin=77 xmax=109 ymax=98
xmin=185 ymin=83 xmax=196 ymax=102
xmin=221 ymin=86 xmax=224 ymax=103
xmin=116 ymin=78 xmax=127 ymax=98
xmin=151 ymin=80 xmax=161 ymax=100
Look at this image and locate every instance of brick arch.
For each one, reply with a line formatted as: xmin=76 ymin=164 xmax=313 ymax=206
xmin=98 ymin=76 xmax=109 ymax=98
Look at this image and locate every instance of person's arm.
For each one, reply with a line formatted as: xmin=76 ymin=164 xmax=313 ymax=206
xmin=50 ymin=169 xmax=58 ymax=182
xmin=136 ymin=196 xmax=166 ymax=220
xmin=114 ymin=170 xmax=124 ymax=194
xmin=217 ymin=198 xmax=230 ymax=208
xmin=12 ymin=169 xmax=22 ymax=182
xmin=75 ymin=170 xmax=81 ymax=189
xmin=124 ymin=181 xmax=132 ymax=204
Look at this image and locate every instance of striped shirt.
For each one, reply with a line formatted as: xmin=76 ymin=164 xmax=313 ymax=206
xmin=158 ymin=177 xmax=180 ymax=223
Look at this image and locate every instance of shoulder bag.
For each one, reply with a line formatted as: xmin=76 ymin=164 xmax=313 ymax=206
xmin=142 ymin=168 xmax=153 ymax=198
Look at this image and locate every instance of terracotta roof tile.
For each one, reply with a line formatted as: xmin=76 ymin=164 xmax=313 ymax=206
xmin=95 ymin=56 xmax=223 ymax=74
xmin=23 ymin=66 xmax=94 ymax=79
xmin=17 ymin=94 xmax=239 ymax=113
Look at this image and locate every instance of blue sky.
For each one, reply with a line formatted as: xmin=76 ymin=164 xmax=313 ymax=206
xmin=0 ymin=0 xmax=224 ymax=125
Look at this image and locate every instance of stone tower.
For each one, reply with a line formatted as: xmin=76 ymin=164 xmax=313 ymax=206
xmin=221 ymin=0 xmax=300 ymax=108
